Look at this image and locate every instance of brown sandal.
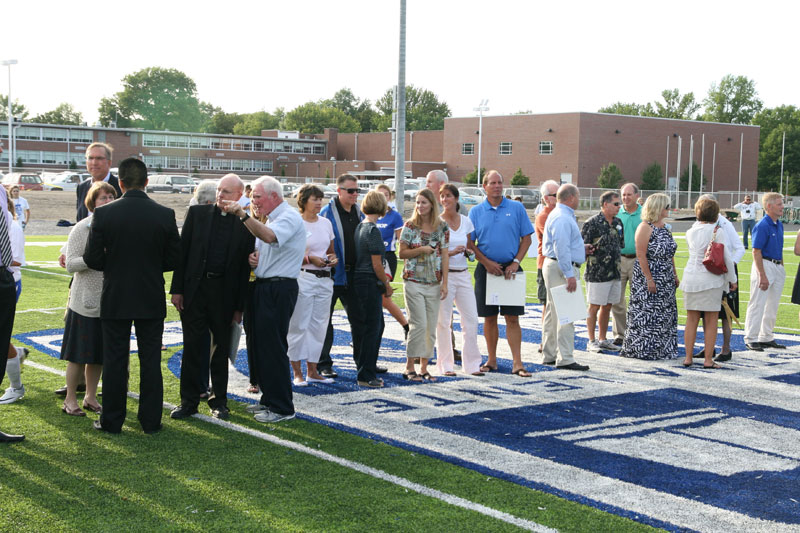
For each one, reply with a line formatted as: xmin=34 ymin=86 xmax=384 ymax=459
xmin=62 ymin=404 xmax=86 ymax=417
xmin=512 ymin=368 xmax=532 ymax=377
xmin=402 ymin=371 xmax=423 ymax=382
xmin=443 ymin=371 xmax=457 ymax=377
xmin=82 ymin=402 xmax=102 ymax=414
xmin=420 ymin=372 xmax=437 ymax=382
xmin=480 ymin=364 xmax=497 ymax=372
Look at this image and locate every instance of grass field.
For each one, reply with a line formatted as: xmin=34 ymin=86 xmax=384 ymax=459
xmin=2 ymin=233 xmax=798 ymax=532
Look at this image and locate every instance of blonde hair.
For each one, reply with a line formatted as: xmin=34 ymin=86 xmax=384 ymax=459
xmin=408 ymin=188 xmax=439 ymax=229
xmin=762 ymin=192 xmax=782 ymax=207
xmin=642 ymin=193 xmax=670 ymax=223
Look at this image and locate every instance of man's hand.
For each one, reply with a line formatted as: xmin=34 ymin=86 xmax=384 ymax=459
xmin=504 ymin=261 xmax=520 ymax=280
xmin=171 ymin=294 xmax=184 ymax=312
xmin=484 ymin=259 xmax=503 ymax=276
xmin=222 ymin=199 xmax=244 ymax=217
xmin=566 ymin=276 xmax=577 ymax=293
xmin=232 ymin=310 xmax=243 ymax=324
xmin=758 ymin=271 xmax=770 ymax=291
xmin=58 ymin=254 xmax=66 ymax=268
xmin=248 ymin=251 xmax=259 ymax=269
xmin=584 ymin=244 xmax=595 ymax=255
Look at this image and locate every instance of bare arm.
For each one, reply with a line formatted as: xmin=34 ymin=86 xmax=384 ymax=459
xmin=398 ymin=242 xmax=433 ymax=259
xmin=794 ymin=229 xmax=800 ymax=256
xmin=635 ymin=223 xmax=656 ymax=293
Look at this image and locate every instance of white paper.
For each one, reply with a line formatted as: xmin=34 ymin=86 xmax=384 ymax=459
xmin=486 ymin=271 xmax=526 ymax=307
xmin=549 ymin=281 xmax=588 ymax=325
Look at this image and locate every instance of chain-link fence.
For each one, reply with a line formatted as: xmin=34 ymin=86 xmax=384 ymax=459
xmin=577 ymin=187 xmax=768 ymax=212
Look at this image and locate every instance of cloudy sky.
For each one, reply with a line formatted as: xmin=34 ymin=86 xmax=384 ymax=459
xmin=3 ymin=0 xmax=797 ymax=124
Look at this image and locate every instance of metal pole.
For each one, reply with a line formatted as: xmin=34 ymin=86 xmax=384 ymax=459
xmin=699 ymin=133 xmax=705 ymax=193
xmin=711 ymin=142 xmax=716 ymax=193
xmin=2 ymin=60 xmax=19 ymax=175
xmin=780 ymin=130 xmax=786 ymax=195
xmin=737 ymin=132 xmax=744 ymax=203
xmin=688 ymin=135 xmax=694 ymax=208
xmin=393 ymin=0 xmax=407 ymax=215
xmin=675 ymin=136 xmax=682 ymax=208
xmin=664 ymin=136 xmax=670 ymax=192
xmin=474 ymin=99 xmax=489 ymax=187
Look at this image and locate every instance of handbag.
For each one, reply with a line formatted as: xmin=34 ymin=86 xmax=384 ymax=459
xmin=702 ymin=224 xmax=727 ymax=275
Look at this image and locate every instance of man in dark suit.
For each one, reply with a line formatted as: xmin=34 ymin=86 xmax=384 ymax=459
xmin=84 ymin=157 xmax=180 ymax=434
xmin=169 ymin=174 xmax=254 ymax=421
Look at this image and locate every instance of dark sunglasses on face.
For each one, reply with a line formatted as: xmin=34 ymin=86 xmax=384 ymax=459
xmin=612 ymin=202 xmax=621 ymax=206
xmin=546 ymin=193 xmax=557 ymax=197
xmin=339 ymin=188 xmax=359 ymax=194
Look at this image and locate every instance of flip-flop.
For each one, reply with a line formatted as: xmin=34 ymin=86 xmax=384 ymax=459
xmin=703 ymin=363 xmax=722 ymax=369
xmin=419 ymin=372 xmax=437 ymax=382
xmin=682 ymin=361 xmax=693 ymax=367
xmin=402 ymin=371 xmax=423 ymax=382
xmin=470 ymin=371 xmax=485 ymax=376
xmin=512 ymin=368 xmax=532 ymax=377
xmin=480 ymin=364 xmax=497 ymax=373
xmin=443 ymin=371 xmax=457 ymax=377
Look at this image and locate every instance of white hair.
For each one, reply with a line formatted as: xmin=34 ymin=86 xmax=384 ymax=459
xmin=539 ymin=179 xmax=559 ymax=197
xmin=427 ymin=169 xmax=449 ymax=184
xmin=253 ymin=175 xmax=283 ymax=198
xmin=193 ymin=180 xmax=217 ymax=205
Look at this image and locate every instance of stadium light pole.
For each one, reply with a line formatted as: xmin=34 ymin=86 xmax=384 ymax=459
xmin=1 ymin=59 xmax=18 ymax=176
xmin=393 ymin=0 xmax=407 ymax=215
xmin=474 ymin=99 xmax=489 ymax=185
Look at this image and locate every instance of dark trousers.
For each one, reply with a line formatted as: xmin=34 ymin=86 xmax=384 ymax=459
xmin=100 ymin=318 xmax=164 ymax=433
xmin=179 ymin=277 xmax=232 ymax=410
xmin=252 ymin=279 xmax=298 ymax=416
xmin=243 ymin=281 xmax=258 ymax=387
xmin=742 ymin=219 xmax=755 ymax=249
xmin=318 ymin=270 xmax=363 ymax=372
xmin=354 ymin=274 xmax=384 ymax=382
xmin=0 ymin=270 xmax=16 ymax=387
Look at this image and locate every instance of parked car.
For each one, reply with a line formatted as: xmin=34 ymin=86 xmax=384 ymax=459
xmin=282 ymin=183 xmax=299 ymax=198
xmin=146 ymin=174 xmax=196 ymax=194
xmin=2 ymin=172 xmax=43 ymax=191
xmin=459 ymin=193 xmax=479 ymax=206
xmin=459 ymin=187 xmax=486 ymax=200
xmin=43 ymin=172 xmax=90 ymax=192
xmin=504 ymin=187 xmax=540 ymax=209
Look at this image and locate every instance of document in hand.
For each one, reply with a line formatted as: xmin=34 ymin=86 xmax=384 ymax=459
xmin=549 ymin=281 xmax=588 ymax=325
xmin=486 ymin=271 xmax=526 ymax=307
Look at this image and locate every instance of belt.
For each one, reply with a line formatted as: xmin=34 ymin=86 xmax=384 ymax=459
xmin=448 ymin=268 xmax=467 ymax=273
xmin=621 ymin=253 xmax=637 ymax=259
xmin=546 ymin=257 xmax=581 ymax=268
xmin=255 ymin=276 xmax=294 ymax=283
xmin=204 ymin=272 xmax=224 ymax=279
xmin=301 ymin=268 xmax=332 ymax=278
xmin=763 ymin=258 xmax=783 ymax=265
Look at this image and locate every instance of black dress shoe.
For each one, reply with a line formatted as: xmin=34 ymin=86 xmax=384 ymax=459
xmin=745 ymin=342 xmax=764 ymax=352
xmin=557 ymin=362 xmax=590 ymax=371
xmin=760 ymin=340 xmax=786 ymax=349
xmin=143 ymin=425 xmax=162 ymax=435
xmin=319 ymin=368 xmax=338 ymax=378
xmin=0 ymin=430 xmax=25 ymax=443
xmin=541 ymin=360 xmax=556 ymax=365
xmin=375 ymin=365 xmax=388 ymax=374
xmin=92 ymin=420 xmax=118 ymax=433
xmin=211 ymin=407 xmax=230 ymax=420
xmin=55 ymin=384 xmax=87 ymax=396
xmin=714 ymin=352 xmax=732 ymax=362
xmin=170 ymin=405 xmax=198 ymax=419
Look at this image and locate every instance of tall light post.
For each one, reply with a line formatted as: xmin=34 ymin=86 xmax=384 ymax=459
xmin=1 ymin=59 xmax=18 ymax=175
xmin=474 ymin=99 xmax=489 ymax=184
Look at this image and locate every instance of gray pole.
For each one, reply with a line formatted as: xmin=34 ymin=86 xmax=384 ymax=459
xmin=737 ymin=132 xmax=744 ymax=203
xmin=2 ymin=60 xmax=18 ymax=175
xmin=780 ymin=130 xmax=786 ymax=195
xmin=687 ymin=135 xmax=694 ymax=208
xmin=711 ymin=142 xmax=716 ymax=193
xmin=699 ymin=133 xmax=705 ymax=193
xmin=393 ymin=0 xmax=407 ymax=216
xmin=664 ymin=136 xmax=670 ymax=193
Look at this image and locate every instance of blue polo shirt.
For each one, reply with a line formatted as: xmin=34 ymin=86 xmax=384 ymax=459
xmin=468 ymin=197 xmax=534 ymax=264
xmin=751 ymin=216 xmax=784 ymax=261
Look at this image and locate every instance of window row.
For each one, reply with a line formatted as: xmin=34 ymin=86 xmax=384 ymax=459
xmin=142 ymin=134 xmax=325 ymax=155
xmin=0 ymin=150 xmax=86 ymax=165
xmin=142 ymin=155 xmax=273 ymax=173
xmin=459 ymin=141 xmax=554 ymax=156
xmin=0 ymin=126 xmax=93 ymax=143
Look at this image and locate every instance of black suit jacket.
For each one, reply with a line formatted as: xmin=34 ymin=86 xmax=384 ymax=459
xmin=83 ymin=189 xmax=181 ymax=320
xmin=169 ymin=204 xmax=255 ymax=315
xmin=76 ymin=174 xmax=122 ymax=221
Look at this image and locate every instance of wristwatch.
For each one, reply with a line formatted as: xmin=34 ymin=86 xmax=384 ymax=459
xmin=512 ymin=258 xmax=521 ymax=264
xmin=240 ymin=212 xmax=250 ymax=222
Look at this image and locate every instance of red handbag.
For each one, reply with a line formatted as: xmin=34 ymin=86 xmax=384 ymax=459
xmin=702 ymin=224 xmax=727 ymax=275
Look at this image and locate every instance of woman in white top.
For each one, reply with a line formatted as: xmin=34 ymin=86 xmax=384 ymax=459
xmin=286 ymin=184 xmax=338 ymax=386
xmin=681 ymin=196 xmax=737 ymax=369
xmin=436 ymin=184 xmax=483 ymax=376
xmin=0 ymin=196 xmax=27 ymax=405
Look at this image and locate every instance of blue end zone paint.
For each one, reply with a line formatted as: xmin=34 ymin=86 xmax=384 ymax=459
xmin=763 ymin=372 xmax=800 ymax=386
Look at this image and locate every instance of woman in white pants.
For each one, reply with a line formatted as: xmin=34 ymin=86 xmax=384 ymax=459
xmin=287 ymin=185 xmax=338 ymax=386
xmin=436 ymin=184 xmax=483 ymax=376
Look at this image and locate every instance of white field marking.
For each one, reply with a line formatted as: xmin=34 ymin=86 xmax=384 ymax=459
xmin=16 ymin=306 xmax=67 ymax=315
xmin=25 ymin=360 xmax=555 ymax=533
xmin=25 ymin=241 xmax=67 ymax=247
xmin=21 ymin=267 xmax=72 ymax=278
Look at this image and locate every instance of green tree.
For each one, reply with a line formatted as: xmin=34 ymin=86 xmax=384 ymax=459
xmin=510 ymin=167 xmax=530 ymax=186
xmin=463 ymin=166 xmax=485 ymax=185
xmin=679 ymin=162 xmax=705 ymax=191
xmin=98 ymin=67 xmax=213 ymax=132
xmin=598 ymin=102 xmax=655 ymax=117
xmin=753 ymin=105 xmax=800 ymax=190
xmin=0 ymin=94 xmax=29 ymax=121
xmin=205 ymin=110 xmax=242 ymax=134
xmin=374 ymin=85 xmax=451 ymax=131
xmin=323 ymin=88 xmax=377 ymax=132
xmin=654 ymin=89 xmax=700 ymax=120
xmin=597 ymin=163 xmax=623 ymax=188
xmin=702 ymin=74 xmax=763 ymax=124
xmin=32 ymin=103 xmax=83 ymax=125
xmin=282 ymin=102 xmax=360 ymax=134
xmin=641 ymin=162 xmax=664 ymax=190
xmin=233 ymin=111 xmax=281 ymax=136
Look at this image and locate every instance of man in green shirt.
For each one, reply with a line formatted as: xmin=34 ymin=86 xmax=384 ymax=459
xmin=610 ymin=183 xmax=642 ymax=346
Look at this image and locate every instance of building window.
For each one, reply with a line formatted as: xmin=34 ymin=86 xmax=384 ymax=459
xmin=462 ymin=143 xmax=474 ymax=155
xmin=499 ymin=142 xmax=512 ymax=155
xmin=143 ymin=134 xmax=166 ymax=147
xmin=167 ymin=135 xmax=189 ymax=148
xmin=16 ymin=127 xmax=41 ymax=141
xmin=70 ymin=130 xmax=93 ymax=143
xmin=539 ymin=141 xmax=553 ymax=155
xmin=42 ymin=128 xmax=69 ymax=142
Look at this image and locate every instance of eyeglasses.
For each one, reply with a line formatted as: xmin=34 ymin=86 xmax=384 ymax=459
xmin=339 ymin=188 xmax=359 ymax=194
xmin=612 ymin=202 xmax=621 ymax=206
xmin=546 ymin=193 xmax=557 ymax=198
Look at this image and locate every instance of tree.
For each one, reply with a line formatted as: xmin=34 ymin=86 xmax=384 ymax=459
xmin=0 ymin=94 xmax=29 ymax=121
xmin=654 ymin=89 xmax=700 ymax=120
xmin=702 ymin=74 xmax=763 ymax=124
xmin=374 ymin=85 xmax=451 ymax=131
xmin=679 ymin=162 xmax=704 ymax=191
xmin=98 ymin=67 xmax=213 ymax=131
xmin=463 ymin=166 xmax=485 ymax=185
xmin=282 ymin=102 xmax=360 ymax=134
xmin=641 ymin=162 xmax=664 ymax=190
xmin=753 ymin=105 xmax=800 ymax=190
xmin=510 ymin=168 xmax=530 ymax=186
xmin=233 ymin=111 xmax=281 ymax=136
xmin=32 ymin=103 xmax=83 ymax=125
xmin=597 ymin=163 xmax=623 ymax=188
xmin=323 ymin=88 xmax=377 ymax=132
xmin=598 ymin=102 xmax=655 ymax=117
xmin=204 ymin=110 xmax=242 ymax=134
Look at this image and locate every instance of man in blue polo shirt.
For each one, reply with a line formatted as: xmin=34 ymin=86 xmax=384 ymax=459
xmin=743 ymin=193 xmax=786 ymax=351
xmin=468 ymin=170 xmax=534 ymax=377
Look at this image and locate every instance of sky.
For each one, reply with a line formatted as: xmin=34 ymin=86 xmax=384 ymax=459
xmin=3 ymin=0 xmax=798 ymax=125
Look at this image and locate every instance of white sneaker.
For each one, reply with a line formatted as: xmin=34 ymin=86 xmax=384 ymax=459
xmin=0 ymin=386 xmax=25 ymax=404
xmin=254 ymin=410 xmax=295 ymax=423
xmin=306 ymin=376 xmax=334 ymax=384
xmin=587 ymin=340 xmax=601 ymax=352
xmin=245 ymin=403 xmax=267 ymax=413
xmin=598 ymin=339 xmax=621 ymax=352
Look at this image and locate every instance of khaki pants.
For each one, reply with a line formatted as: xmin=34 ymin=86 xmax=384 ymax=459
xmin=541 ymin=258 xmax=575 ymax=366
xmin=744 ymin=261 xmax=785 ymax=344
xmin=611 ymin=255 xmax=636 ymax=341
xmin=404 ymin=280 xmax=441 ymax=359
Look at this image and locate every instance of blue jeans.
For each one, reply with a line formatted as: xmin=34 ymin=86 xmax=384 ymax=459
xmin=742 ymin=219 xmax=755 ymax=249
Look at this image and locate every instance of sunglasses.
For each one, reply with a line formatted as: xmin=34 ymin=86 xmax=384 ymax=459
xmin=612 ymin=202 xmax=621 ymax=206
xmin=546 ymin=193 xmax=557 ymax=198
xmin=339 ymin=188 xmax=359 ymax=194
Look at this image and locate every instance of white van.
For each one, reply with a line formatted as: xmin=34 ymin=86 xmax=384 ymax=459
xmin=146 ymin=174 xmax=196 ymax=194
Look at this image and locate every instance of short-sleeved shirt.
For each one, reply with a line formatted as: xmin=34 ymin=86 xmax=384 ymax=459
xmin=303 ymin=216 xmax=335 ymax=271
xmin=13 ymin=197 xmax=29 ymax=220
xmin=254 ymin=201 xmax=306 ymax=279
xmin=580 ymin=212 xmax=624 ymax=283
xmin=376 ymin=208 xmax=404 ymax=252
xmin=354 ymin=221 xmax=385 ymax=278
xmin=445 ymin=214 xmax=474 ymax=270
xmin=752 ymin=216 xmax=784 ymax=261
xmin=618 ymin=204 xmax=642 ymax=255
xmin=468 ymin=197 xmax=534 ymax=264
xmin=400 ymin=220 xmax=449 ymax=284
xmin=535 ymin=204 xmax=555 ymax=269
